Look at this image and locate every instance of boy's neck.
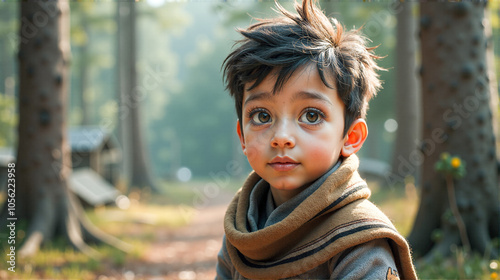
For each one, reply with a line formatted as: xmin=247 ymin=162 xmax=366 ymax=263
xmin=270 ymin=183 xmax=310 ymax=207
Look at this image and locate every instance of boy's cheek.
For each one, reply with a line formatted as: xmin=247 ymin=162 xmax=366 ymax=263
xmin=244 ymin=146 xmax=258 ymax=161
xmin=244 ymin=146 xmax=266 ymax=168
xmin=309 ymin=145 xmax=340 ymax=163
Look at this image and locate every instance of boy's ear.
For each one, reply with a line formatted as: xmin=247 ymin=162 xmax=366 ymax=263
xmin=236 ymin=120 xmax=247 ymax=155
xmin=341 ymin=119 xmax=368 ymax=157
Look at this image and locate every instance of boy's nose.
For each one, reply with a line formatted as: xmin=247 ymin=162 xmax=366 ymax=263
xmin=271 ymin=120 xmax=296 ymax=149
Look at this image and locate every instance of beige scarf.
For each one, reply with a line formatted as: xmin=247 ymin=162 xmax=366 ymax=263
xmin=224 ymin=155 xmax=417 ymax=279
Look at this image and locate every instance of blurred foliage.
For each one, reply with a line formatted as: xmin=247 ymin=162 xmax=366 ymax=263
xmin=368 ymin=177 xmax=419 ymax=237
xmin=0 ymin=93 xmax=16 ymax=147
xmin=435 ymin=153 xmax=466 ymax=179
xmin=69 ymin=1 xmax=117 ymax=127
xmin=416 ymin=250 xmax=500 ymax=280
xmin=492 ymin=0 xmax=500 ymax=29
xmin=0 ymin=2 xmax=17 ymax=148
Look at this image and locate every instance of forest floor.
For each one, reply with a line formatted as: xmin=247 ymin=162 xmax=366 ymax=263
xmin=100 ymin=190 xmax=234 ymax=280
xmin=0 ymin=179 xmax=237 ymax=280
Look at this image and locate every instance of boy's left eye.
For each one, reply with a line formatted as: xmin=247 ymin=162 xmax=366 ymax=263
xmin=250 ymin=110 xmax=272 ymax=124
xmin=299 ymin=109 xmax=324 ymax=124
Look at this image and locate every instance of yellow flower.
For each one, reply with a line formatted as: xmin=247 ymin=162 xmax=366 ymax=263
xmin=491 ymin=272 xmax=498 ymax=279
xmin=451 ymin=157 xmax=461 ymax=168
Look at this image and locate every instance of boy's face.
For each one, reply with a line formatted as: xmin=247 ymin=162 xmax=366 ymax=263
xmin=237 ymin=64 xmax=349 ymax=202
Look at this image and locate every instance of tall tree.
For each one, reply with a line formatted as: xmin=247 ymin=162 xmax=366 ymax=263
xmin=408 ymin=2 xmax=499 ymax=259
xmin=116 ymin=1 xmax=158 ymax=192
xmin=485 ymin=8 xmax=500 ymax=157
xmin=0 ymin=0 xmax=128 ymax=257
xmin=390 ymin=1 xmax=421 ymax=182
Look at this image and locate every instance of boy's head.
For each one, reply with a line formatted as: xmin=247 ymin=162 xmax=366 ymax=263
xmin=223 ymin=0 xmax=383 ymax=137
xmin=223 ymin=0 xmax=383 ymax=203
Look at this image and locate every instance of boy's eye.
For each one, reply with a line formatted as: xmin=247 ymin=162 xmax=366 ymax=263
xmin=299 ymin=109 xmax=324 ymax=124
xmin=251 ymin=111 xmax=272 ymax=124
xmin=305 ymin=112 xmax=319 ymax=122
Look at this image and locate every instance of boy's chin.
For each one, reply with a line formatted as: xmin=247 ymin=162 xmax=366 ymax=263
xmin=267 ymin=178 xmax=311 ymax=192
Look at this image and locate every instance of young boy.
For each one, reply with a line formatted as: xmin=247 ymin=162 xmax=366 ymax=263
xmin=216 ymin=0 xmax=417 ymax=279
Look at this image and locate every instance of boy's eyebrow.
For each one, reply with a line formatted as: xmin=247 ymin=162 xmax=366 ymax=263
xmin=243 ymin=90 xmax=334 ymax=106
xmin=244 ymin=91 xmax=273 ymax=105
xmin=293 ymin=90 xmax=334 ymax=106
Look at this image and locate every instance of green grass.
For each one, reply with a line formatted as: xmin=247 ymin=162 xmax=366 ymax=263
xmin=1 ymin=239 xmax=104 ymax=279
xmin=0 ymin=200 xmax=195 ymax=279
xmin=368 ymin=178 xmax=419 ymax=237
xmin=415 ymin=249 xmax=500 ymax=280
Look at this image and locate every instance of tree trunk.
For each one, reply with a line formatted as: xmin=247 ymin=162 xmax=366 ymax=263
xmin=115 ymin=1 xmax=126 ymax=179
xmin=390 ymin=1 xmax=421 ymax=183
xmin=484 ymin=8 xmax=500 ymax=157
xmin=117 ymin=0 xmax=158 ymax=192
xmin=408 ymin=2 xmax=499 ymax=259
xmin=0 ymin=0 xmax=129 ymax=257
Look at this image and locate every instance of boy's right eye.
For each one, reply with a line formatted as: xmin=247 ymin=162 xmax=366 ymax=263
xmin=250 ymin=110 xmax=272 ymax=124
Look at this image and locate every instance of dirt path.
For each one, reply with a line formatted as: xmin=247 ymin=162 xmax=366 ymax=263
xmin=121 ymin=192 xmax=234 ymax=279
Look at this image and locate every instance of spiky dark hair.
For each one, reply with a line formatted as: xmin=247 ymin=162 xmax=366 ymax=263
xmin=223 ymin=0 xmax=383 ymax=136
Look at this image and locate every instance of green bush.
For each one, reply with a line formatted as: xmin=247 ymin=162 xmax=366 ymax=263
xmin=416 ymin=247 xmax=500 ymax=280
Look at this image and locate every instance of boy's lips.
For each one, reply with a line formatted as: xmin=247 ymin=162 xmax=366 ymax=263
xmin=268 ymin=156 xmax=299 ymax=171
